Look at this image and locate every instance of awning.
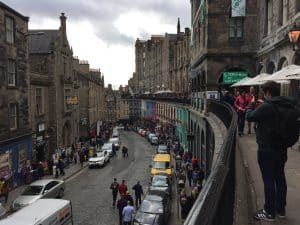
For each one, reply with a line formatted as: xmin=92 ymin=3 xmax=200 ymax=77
xmin=230 ymin=77 xmax=251 ymax=87
xmin=241 ymin=73 xmax=269 ymax=86
xmin=263 ymin=64 xmax=300 ymax=81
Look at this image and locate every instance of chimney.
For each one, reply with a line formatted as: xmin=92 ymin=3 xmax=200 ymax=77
xmin=60 ymin=13 xmax=67 ymax=45
xmin=177 ymin=17 xmax=180 ymax=34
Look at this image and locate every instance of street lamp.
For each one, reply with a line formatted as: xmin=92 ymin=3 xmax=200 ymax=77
xmin=288 ymin=23 xmax=300 ymax=51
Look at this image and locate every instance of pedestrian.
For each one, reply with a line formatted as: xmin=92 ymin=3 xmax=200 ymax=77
xmin=117 ymin=195 xmax=127 ymax=225
xmin=124 ymin=191 xmax=134 ymax=206
xmin=0 ymin=178 xmax=9 ymax=204
xmin=73 ymin=151 xmax=78 ymax=164
xmin=58 ymin=158 xmax=65 ymax=176
xmin=186 ymin=164 xmax=193 ymax=187
xmin=180 ymin=189 xmax=192 ymax=220
xmin=112 ymin=143 xmax=117 ymax=158
xmin=37 ymin=162 xmax=44 ymax=179
xmin=118 ymin=180 xmax=128 ymax=196
xmin=110 ymin=178 xmax=119 ymax=208
xmin=79 ymin=150 xmax=84 ymax=168
xmin=122 ymin=201 xmax=134 ymax=225
xmin=132 ymin=181 xmax=143 ymax=207
xmin=191 ymin=169 xmax=199 ymax=187
xmin=246 ymin=81 xmax=300 ymax=221
xmin=234 ymin=90 xmax=248 ymax=136
xmin=122 ymin=146 xmax=128 ymax=158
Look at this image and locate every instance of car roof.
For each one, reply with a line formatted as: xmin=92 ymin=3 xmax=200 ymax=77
xmin=145 ymin=191 xmax=168 ymax=201
xmin=153 ymin=154 xmax=170 ymax=162
xmin=28 ymin=179 xmax=60 ymax=186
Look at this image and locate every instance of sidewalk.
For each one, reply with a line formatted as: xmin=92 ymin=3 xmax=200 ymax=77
xmin=1 ymin=161 xmax=88 ymax=210
xmin=238 ymin=134 xmax=300 ymax=225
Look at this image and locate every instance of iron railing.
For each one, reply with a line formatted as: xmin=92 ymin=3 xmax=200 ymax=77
xmin=184 ymin=100 xmax=237 ymax=225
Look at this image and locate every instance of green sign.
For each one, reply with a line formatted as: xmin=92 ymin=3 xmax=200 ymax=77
xmin=223 ymin=71 xmax=247 ymax=84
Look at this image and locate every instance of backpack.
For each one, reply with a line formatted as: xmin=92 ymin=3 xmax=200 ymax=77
xmin=272 ymin=103 xmax=300 ymax=148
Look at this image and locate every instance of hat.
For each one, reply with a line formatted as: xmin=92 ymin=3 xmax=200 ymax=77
xmin=126 ymin=191 xmax=129 ymax=195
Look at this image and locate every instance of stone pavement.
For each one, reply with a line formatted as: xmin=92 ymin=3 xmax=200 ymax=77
xmin=1 ymin=161 xmax=88 ymax=211
xmin=238 ymin=134 xmax=300 ymax=225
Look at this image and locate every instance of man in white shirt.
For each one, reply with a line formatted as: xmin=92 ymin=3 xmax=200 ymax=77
xmin=122 ymin=201 xmax=134 ymax=225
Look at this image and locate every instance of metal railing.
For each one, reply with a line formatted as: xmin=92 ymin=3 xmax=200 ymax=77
xmin=184 ymin=100 xmax=237 ymax=225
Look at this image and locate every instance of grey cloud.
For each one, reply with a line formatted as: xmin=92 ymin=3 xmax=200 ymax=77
xmin=2 ymin=0 xmax=189 ymax=46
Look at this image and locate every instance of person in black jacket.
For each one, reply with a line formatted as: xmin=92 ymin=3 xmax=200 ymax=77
xmin=132 ymin=181 xmax=143 ymax=207
xmin=246 ymin=81 xmax=298 ymax=222
xmin=117 ymin=195 xmax=127 ymax=225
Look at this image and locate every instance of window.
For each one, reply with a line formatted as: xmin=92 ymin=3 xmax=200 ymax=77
xmin=229 ymin=17 xmax=244 ymax=39
xmin=5 ymin=16 xmax=14 ymax=43
xmin=7 ymin=60 xmax=16 ymax=86
xmin=36 ymin=88 xmax=43 ymax=115
xmin=64 ymin=89 xmax=72 ymax=111
xmin=9 ymin=103 xmax=17 ymax=130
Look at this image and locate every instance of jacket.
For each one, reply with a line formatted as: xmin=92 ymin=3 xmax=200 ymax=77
xmin=246 ymin=96 xmax=297 ymax=150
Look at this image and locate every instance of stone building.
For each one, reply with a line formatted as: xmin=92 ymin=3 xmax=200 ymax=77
xmin=190 ymin=0 xmax=258 ymax=93
xmin=29 ymin=13 xmax=79 ymax=159
xmin=104 ymin=84 xmax=117 ymax=123
xmin=257 ymin=0 xmax=300 ymax=96
xmin=0 ymin=2 xmax=32 ymax=186
xmin=135 ymin=19 xmax=190 ymax=94
xmin=77 ymin=60 xmax=105 ymax=139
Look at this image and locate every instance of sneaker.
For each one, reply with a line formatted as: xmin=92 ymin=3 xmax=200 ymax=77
xmin=254 ymin=209 xmax=275 ymax=222
xmin=277 ymin=210 xmax=286 ymax=219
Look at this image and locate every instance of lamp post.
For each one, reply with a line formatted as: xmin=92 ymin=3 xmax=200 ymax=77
xmin=288 ymin=23 xmax=300 ymax=51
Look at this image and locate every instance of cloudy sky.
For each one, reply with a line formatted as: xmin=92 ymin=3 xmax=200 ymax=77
xmin=4 ymin=0 xmax=190 ymax=88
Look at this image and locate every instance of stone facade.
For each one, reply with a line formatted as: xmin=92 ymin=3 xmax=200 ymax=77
xmin=134 ymin=20 xmax=190 ymax=94
xmin=257 ymin=0 xmax=300 ymax=96
xmin=190 ymin=0 xmax=258 ymax=92
xmin=104 ymin=84 xmax=117 ymax=123
xmin=77 ymin=61 xmax=105 ymax=139
xmin=0 ymin=2 xmax=32 ymax=186
xmin=29 ymin=13 xmax=79 ymax=159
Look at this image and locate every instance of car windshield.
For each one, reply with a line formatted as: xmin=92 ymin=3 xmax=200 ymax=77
xmin=139 ymin=200 xmax=163 ymax=214
xmin=152 ymin=161 xmax=169 ymax=169
xmin=102 ymin=144 xmax=112 ymax=149
xmin=109 ymin=138 xmax=119 ymax=143
xmin=157 ymin=145 xmax=168 ymax=153
xmin=152 ymin=176 xmax=168 ymax=187
xmin=22 ymin=185 xmax=43 ymax=195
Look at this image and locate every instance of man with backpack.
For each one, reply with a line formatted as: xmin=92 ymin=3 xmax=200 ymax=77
xmin=246 ymin=81 xmax=300 ymax=222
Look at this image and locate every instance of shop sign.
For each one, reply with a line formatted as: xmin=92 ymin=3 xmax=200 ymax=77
xmin=223 ymin=71 xmax=247 ymax=84
xmin=38 ymin=123 xmax=45 ymax=132
xmin=0 ymin=152 xmax=10 ymax=179
xmin=66 ymin=96 xmax=78 ymax=105
xmin=206 ymin=91 xmax=219 ymax=99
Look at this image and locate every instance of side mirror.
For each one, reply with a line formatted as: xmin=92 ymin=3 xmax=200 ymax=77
xmin=43 ymin=190 xmax=49 ymax=194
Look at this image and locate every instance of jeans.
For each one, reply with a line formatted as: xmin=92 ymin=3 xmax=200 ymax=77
xmin=112 ymin=193 xmax=118 ymax=206
xmin=237 ymin=111 xmax=245 ymax=134
xmin=135 ymin=195 xmax=142 ymax=207
xmin=257 ymin=149 xmax=287 ymax=216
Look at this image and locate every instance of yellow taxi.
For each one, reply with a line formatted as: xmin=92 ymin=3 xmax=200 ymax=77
xmin=150 ymin=153 xmax=172 ymax=178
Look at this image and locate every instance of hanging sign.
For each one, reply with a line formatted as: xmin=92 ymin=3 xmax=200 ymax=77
xmin=232 ymin=0 xmax=246 ymax=17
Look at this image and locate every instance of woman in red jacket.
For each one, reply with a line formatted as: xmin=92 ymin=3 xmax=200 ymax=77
xmin=234 ymin=90 xmax=248 ymax=136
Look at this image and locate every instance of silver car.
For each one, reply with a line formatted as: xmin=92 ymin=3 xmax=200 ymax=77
xmin=12 ymin=179 xmax=65 ymax=211
xmin=108 ymin=137 xmax=121 ymax=150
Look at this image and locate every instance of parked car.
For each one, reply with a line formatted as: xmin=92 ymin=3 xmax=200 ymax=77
xmin=88 ymin=150 xmax=110 ymax=168
xmin=116 ymin=124 xmax=125 ymax=130
xmin=149 ymin=173 xmax=172 ymax=197
xmin=147 ymin=133 xmax=156 ymax=141
xmin=141 ymin=130 xmax=147 ymax=137
xmin=150 ymin=153 xmax=172 ymax=179
xmin=108 ymin=137 xmax=121 ymax=150
xmin=133 ymin=190 xmax=171 ymax=225
xmin=100 ymin=143 xmax=113 ymax=156
xmin=150 ymin=136 xmax=159 ymax=145
xmin=156 ymin=144 xmax=169 ymax=154
xmin=12 ymin=179 xmax=65 ymax=211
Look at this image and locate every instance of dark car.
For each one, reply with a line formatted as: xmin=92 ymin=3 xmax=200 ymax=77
xmin=133 ymin=190 xmax=171 ymax=225
xmin=156 ymin=145 xmax=169 ymax=154
xmin=149 ymin=173 xmax=172 ymax=197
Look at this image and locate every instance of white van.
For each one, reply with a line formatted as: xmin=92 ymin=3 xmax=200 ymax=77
xmin=0 ymin=199 xmax=73 ymax=225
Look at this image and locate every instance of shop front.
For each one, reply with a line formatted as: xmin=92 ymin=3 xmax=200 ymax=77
xmin=0 ymin=134 xmax=32 ymax=188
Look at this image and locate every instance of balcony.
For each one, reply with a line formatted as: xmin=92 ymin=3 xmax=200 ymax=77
xmin=61 ymin=76 xmax=73 ymax=85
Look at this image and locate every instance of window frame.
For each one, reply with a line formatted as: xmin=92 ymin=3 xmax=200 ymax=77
xmin=9 ymin=103 xmax=18 ymax=131
xmin=7 ymin=59 xmax=16 ymax=87
xmin=5 ymin=16 xmax=14 ymax=44
xmin=35 ymin=87 xmax=43 ymax=115
xmin=229 ymin=17 xmax=244 ymax=40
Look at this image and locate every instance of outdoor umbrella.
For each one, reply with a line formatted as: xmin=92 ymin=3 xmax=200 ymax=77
xmin=230 ymin=77 xmax=251 ymax=87
xmin=263 ymin=64 xmax=300 ymax=81
xmin=241 ymin=73 xmax=269 ymax=86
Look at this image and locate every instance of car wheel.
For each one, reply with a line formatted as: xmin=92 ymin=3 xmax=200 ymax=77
xmin=58 ymin=188 xmax=64 ymax=198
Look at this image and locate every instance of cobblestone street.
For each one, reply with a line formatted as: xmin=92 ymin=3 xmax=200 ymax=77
xmin=64 ymin=131 xmax=154 ymax=225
